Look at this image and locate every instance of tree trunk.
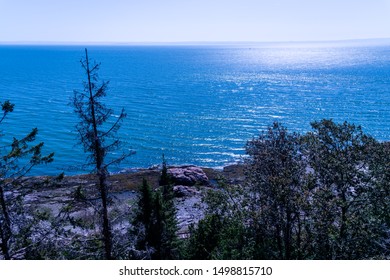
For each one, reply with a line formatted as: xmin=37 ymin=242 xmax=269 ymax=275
xmin=0 ymin=186 xmax=11 ymax=260
xmin=85 ymin=48 xmax=113 ymax=260
xmin=339 ymin=190 xmax=348 ymax=258
xmin=284 ymin=209 xmax=292 ymax=259
xmin=98 ymin=169 xmax=112 ymax=260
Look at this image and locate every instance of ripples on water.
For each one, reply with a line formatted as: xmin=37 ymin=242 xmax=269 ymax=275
xmin=0 ymin=43 xmax=389 ymax=175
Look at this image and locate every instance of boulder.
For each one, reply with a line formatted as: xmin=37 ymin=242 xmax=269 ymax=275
xmin=167 ymin=165 xmax=209 ymax=186
xmin=173 ymin=185 xmax=200 ymax=198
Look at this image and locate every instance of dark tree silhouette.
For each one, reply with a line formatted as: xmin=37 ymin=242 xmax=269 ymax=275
xmin=131 ymin=156 xmax=180 ymax=259
xmin=0 ymin=100 xmax=53 ymax=259
xmin=71 ymin=49 xmax=132 ymax=259
xmin=245 ymin=122 xmax=307 ymax=259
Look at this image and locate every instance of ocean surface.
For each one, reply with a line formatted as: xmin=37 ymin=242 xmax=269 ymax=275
xmin=0 ymin=42 xmax=389 ymax=175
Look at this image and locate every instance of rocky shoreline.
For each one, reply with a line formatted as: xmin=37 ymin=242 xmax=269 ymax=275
xmin=20 ymin=164 xmax=246 ymax=237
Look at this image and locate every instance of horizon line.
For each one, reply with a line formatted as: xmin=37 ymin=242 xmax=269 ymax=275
xmin=1 ymin=37 xmax=390 ymax=46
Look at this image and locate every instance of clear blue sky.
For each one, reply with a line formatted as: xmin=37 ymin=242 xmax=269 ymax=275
xmin=1 ymin=0 xmax=390 ymax=43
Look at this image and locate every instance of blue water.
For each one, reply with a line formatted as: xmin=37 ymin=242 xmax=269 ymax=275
xmin=0 ymin=42 xmax=389 ymax=175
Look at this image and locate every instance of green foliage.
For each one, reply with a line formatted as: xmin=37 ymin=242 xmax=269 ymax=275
xmin=1 ymin=100 xmax=54 ymax=260
xmin=137 ymin=178 xmax=154 ymax=229
xmin=159 ymin=154 xmax=171 ymax=186
xmin=156 ymin=188 xmax=181 ymax=259
xmin=244 ymin=122 xmax=308 ymax=259
xmin=184 ymin=179 xmax=254 ymax=260
xmin=0 ymin=100 xmax=14 ymax=125
xmin=130 ymin=158 xmax=181 ymax=260
xmin=150 ymin=157 xmax=181 ymax=259
xmin=184 ymin=214 xmax=222 ymax=259
xmin=368 ymin=141 xmax=390 ymax=231
xmin=187 ymin=123 xmax=309 ymax=260
xmin=303 ymin=119 xmax=388 ymax=259
xmin=131 ymin=178 xmax=154 ymax=255
xmin=187 ymin=120 xmax=389 ymax=260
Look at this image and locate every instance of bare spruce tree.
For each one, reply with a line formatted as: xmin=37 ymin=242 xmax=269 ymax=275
xmin=72 ymin=49 xmax=130 ymax=259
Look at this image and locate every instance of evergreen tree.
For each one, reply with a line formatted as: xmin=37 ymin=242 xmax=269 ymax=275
xmin=132 ymin=178 xmax=154 ymax=255
xmin=151 ymin=156 xmax=180 ymax=259
xmin=184 ymin=214 xmax=222 ymax=259
xmin=71 ymin=49 xmax=132 ymax=259
xmin=0 ymin=100 xmax=54 ymax=259
xmin=159 ymin=154 xmax=170 ymax=186
xmin=131 ymin=156 xmax=180 ymax=259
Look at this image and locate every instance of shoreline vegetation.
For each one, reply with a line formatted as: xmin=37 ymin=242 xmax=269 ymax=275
xmin=1 ymin=122 xmax=389 ymax=260
xmin=0 ymin=163 xmax=245 ymax=259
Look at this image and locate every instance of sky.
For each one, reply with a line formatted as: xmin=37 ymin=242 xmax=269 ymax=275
xmin=1 ymin=0 xmax=390 ymax=43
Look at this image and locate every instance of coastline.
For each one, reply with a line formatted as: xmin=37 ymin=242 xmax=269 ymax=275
xmin=27 ymin=163 xmax=246 ymax=193
xmin=9 ymin=163 xmax=245 ymax=241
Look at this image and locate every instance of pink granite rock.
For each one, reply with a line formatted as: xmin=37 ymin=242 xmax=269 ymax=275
xmin=167 ymin=165 xmax=209 ymax=186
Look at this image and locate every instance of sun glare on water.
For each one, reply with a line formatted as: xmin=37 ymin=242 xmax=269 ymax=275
xmin=240 ymin=42 xmax=365 ymax=70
